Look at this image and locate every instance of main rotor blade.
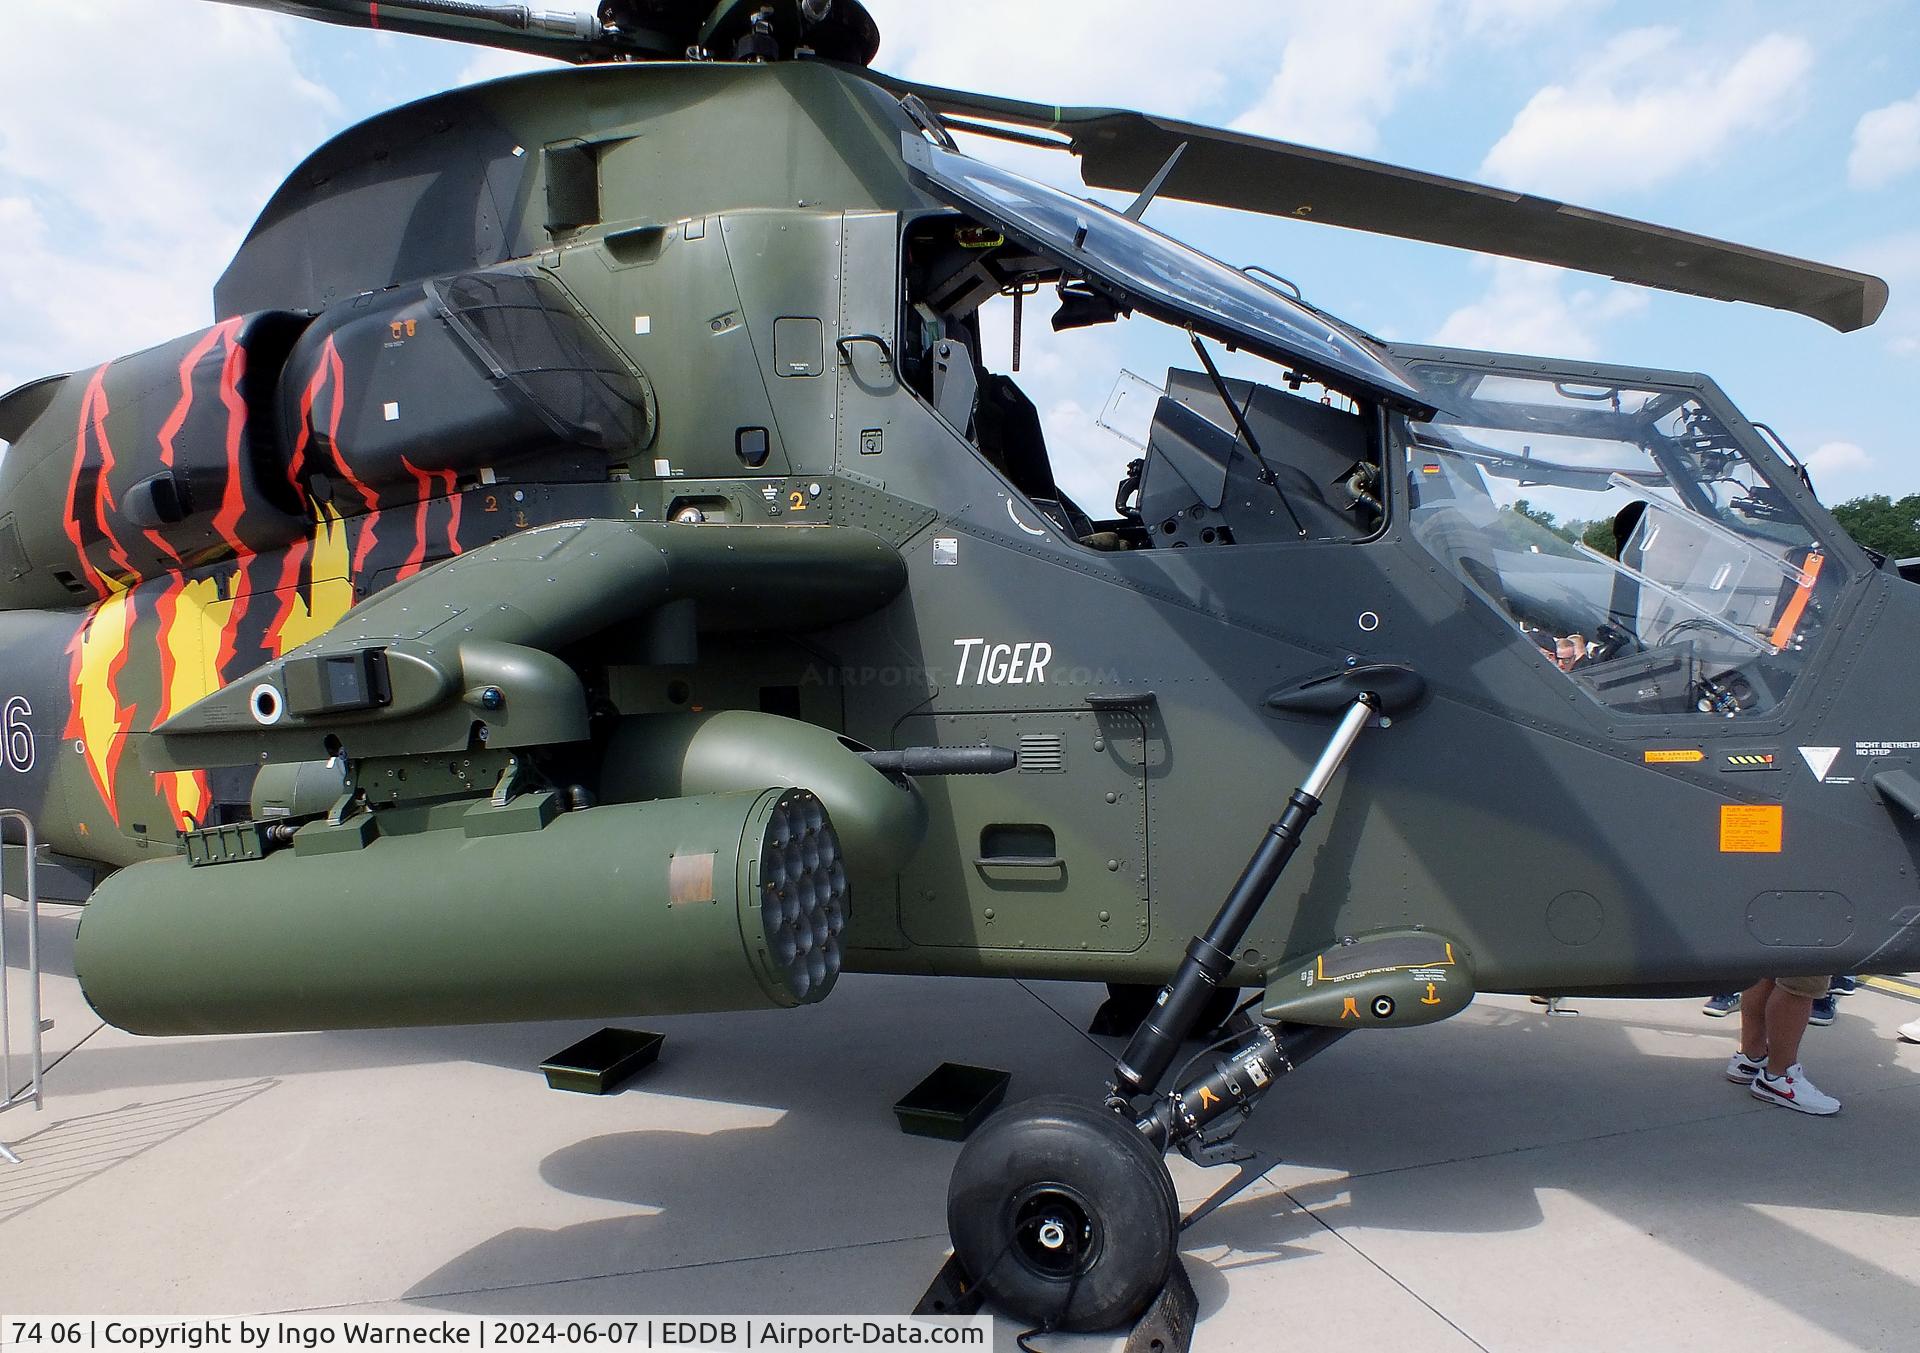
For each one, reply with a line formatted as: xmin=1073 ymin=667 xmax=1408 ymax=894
xmin=879 ymin=78 xmax=1889 ymax=334
xmin=197 ymin=0 xmax=617 ymax=61
xmin=198 ymin=0 xmax=881 ymax=64
xmin=192 ymin=0 xmax=721 ymax=61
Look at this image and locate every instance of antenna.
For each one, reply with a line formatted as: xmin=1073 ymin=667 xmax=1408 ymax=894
xmin=1122 ymin=142 xmax=1188 ymax=222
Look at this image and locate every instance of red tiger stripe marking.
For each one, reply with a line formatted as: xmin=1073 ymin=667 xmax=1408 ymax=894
xmin=64 ymin=364 xmax=112 ymax=598
xmin=317 ymin=342 xmax=383 ymax=575
xmin=150 ymin=577 xmax=186 ymax=829
xmin=263 ymin=530 xmax=312 ymax=658
xmin=157 ymin=322 xmax=232 ymax=469
xmin=440 ymin=468 xmax=461 ymax=556
xmin=207 ymin=330 xmax=259 ymax=668
xmin=98 ymin=593 xmax=137 ymax=819
xmin=285 ymin=335 xmax=334 ymax=496
xmin=62 ymin=589 xmax=139 ymax=826
xmin=214 ymin=555 xmax=259 ymax=678
xmin=152 ymin=580 xmax=181 ymax=699
xmin=211 ymin=325 xmax=251 ymax=555
xmin=144 ymin=321 xmax=238 ymax=565
xmin=397 ymin=456 xmax=435 ymax=582
xmin=78 ymin=367 xmax=136 ymax=587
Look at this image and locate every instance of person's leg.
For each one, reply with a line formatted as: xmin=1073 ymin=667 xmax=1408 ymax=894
xmin=1739 ymin=979 xmax=1773 ymax=1062
xmin=1703 ymin=991 xmax=1741 ymax=1017
xmin=1764 ymin=985 xmax=1814 ymax=1075
xmin=1752 ymin=975 xmax=1841 ymax=1114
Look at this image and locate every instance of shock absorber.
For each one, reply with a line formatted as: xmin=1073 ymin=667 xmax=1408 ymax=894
xmin=1111 ymin=694 xmax=1378 ymax=1100
xmin=1135 ymin=1022 xmax=1348 ymax=1150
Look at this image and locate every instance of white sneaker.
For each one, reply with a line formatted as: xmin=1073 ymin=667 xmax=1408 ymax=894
xmin=1725 ymin=1051 xmax=1767 ymax=1084
xmin=1899 ymin=1019 xmax=1920 ymax=1044
xmin=1750 ymin=1063 xmax=1841 ymax=1115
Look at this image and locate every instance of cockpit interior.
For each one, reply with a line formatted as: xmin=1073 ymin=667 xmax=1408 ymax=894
xmin=896 ymin=211 xmax=1388 ymax=554
xmin=889 ymin=132 xmax=1847 ymax=724
xmin=1397 ymin=355 xmax=1846 ymax=718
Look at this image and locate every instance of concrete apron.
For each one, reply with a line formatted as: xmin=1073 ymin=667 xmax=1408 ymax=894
xmin=3 ymin=893 xmax=1919 ymax=1352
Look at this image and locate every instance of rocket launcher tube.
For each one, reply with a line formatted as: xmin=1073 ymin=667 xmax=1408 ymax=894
xmin=74 ymin=787 xmax=846 ymax=1035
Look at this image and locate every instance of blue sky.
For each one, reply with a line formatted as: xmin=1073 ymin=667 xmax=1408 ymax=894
xmin=2 ymin=1 xmax=1916 ymax=509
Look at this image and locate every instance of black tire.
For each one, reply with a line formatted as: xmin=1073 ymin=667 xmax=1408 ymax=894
xmin=946 ymin=1095 xmax=1179 ymax=1332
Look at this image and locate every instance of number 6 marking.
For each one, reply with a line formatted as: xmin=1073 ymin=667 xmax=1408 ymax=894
xmin=3 ymin=695 xmax=33 ymax=773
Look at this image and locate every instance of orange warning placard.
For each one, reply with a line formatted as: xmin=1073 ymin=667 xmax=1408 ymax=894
xmin=1719 ymin=804 xmax=1783 ymax=853
xmin=1645 ymin=749 xmax=1706 ymax=764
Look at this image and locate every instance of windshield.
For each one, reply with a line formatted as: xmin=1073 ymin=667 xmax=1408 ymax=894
xmin=1399 ymin=358 xmax=1844 ymax=718
xmin=901 ymin=134 xmax=1426 ymax=411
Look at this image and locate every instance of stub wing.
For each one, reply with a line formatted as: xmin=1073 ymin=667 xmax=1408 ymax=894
xmin=151 ymin=519 xmax=906 ymax=768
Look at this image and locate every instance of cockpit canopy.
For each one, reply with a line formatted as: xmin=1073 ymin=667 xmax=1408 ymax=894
xmin=1395 ymin=348 xmax=1847 ymax=718
xmin=901 ymin=133 xmax=1428 ymax=413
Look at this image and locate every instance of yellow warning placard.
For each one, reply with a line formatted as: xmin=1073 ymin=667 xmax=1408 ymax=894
xmin=1719 ymin=804 xmax=1783 ymax=853
xmin=1645 ymin=748 xmax=1706 ymax=764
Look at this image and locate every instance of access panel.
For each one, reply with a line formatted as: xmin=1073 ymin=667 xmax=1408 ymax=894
xmin=895 ymin=708 xmax=1147 ymax=953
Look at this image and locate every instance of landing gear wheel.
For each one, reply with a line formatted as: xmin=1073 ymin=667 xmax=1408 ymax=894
xmin=946 ymin=1095 xmax=1179 ymax=1332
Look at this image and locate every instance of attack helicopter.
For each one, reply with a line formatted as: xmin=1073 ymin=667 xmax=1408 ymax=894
xmin=0 ymin=0 xmax=1913 ymax=1336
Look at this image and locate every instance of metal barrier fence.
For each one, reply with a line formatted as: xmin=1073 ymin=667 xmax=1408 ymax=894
xmin=1 ymin=809 xmax=44 ymax=1165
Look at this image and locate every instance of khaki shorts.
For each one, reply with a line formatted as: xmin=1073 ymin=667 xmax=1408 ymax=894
xmin=1774 ymin=974 xmax=1831 ymax=999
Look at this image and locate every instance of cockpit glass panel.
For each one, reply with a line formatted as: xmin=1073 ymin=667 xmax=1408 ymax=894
xmin=902 ymin=135 xmax=1426 ymax=409
xmin=1401 ymin=361 xmax=1843 ymax=718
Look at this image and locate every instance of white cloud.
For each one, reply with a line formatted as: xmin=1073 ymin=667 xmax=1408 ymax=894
xmin=868 ymin=0 xmax=1580 ymax=157
xmin=1230 ymin=0 xmax=1446 ymax=155
xmin=1481 ymin=29 xmax=1813 ymax=200
xmin=1848 ymin=231 xmax=1920 ymax=360
xmin=1231 ymin=0 xmax=1581 ymax=154
xmin=864 ymin=0 xmax=1261 ymax=118
xmin=1849 ymin=91 xmax=1920 ymax=189
xmin=1430 ymin=260 xmax=1648 ymax=359
xmin=457 ymin=47 xmax=562 ymax=87
xmin=1853 ymin=232 xmax=1920 ymax=286
xmin=1808 ymin=441 xmax=1872 ymax=479
xmin=0 ymin=1 xmax=342 ymax=382
xmin=1806 ymin=441 xmax=1879 ymax=500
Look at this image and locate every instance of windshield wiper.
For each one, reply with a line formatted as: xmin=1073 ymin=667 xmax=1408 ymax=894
xmin=1188 ymin=331 xmax=1308 ymax=538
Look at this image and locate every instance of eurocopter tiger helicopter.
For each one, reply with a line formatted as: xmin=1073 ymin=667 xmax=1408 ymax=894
xmin=0 ymin=0 xmax=1913 ymax=1334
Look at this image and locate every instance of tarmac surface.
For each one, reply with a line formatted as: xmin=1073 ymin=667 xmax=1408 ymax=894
xmin=5 ymin=894 xmax=1920 ymax=1352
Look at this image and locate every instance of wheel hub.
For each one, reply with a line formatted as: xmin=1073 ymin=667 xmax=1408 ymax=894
xmin=1013 ymin=1188 xmax=1096 ymax=1279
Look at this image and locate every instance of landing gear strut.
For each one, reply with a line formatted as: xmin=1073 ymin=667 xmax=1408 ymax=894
xmin=941 ymin=686 xmax=1408 ymax=1336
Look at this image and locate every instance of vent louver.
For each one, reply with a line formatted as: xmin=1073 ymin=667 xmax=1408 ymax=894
xmin=1018 ymin=732 xmax=1065 ymax=773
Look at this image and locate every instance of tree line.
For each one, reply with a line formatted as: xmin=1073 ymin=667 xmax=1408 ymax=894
xmin=1505 ymin=495 xmax=1920 ymax=561
xmin=1827 ymin=494 xmax=1920 ymax=560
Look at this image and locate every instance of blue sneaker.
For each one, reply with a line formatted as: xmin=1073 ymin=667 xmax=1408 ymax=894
xmin=1809 ymin=995 xmax=1837 ymax=1026
xmin=1703 ymin=993 xmax=1741 ymax=1017
xmin=1829 ymin=975 xmax=1857 ymax=997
